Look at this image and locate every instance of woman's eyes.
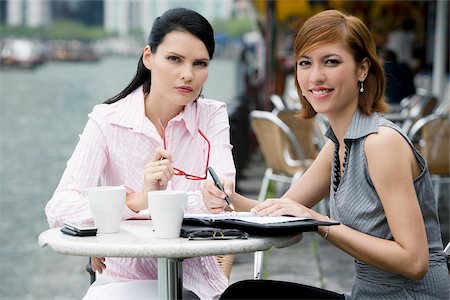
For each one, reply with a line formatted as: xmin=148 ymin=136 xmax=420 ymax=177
xmin=167 ymin=56 xmax=181 ymax=62
xmin=298 ymin=60 xmax=310 ymax=67
xmin=297 ymin=59 xmax=341 ymax=67
xmin=167 ymin=56 xmax=208 ymax=67
xmin=325 ymin=59 xmax=341 ymax=65
xmin=194 ymin=61 xmax=208 ymax=67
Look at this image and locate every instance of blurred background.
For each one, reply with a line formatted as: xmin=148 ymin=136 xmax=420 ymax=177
xmin=0 ymin=0 xmax=448 ymax=299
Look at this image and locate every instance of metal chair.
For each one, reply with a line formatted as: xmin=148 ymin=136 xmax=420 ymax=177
xmin=409 ymin=112 xmax=450 ymax=238
xmin=444 ymin=242 xmax=450 ymax=272
xmin=249 ymin=110 xmax=314 ymax=279
xmin=250 ymin=110 xmax=313 ymax=202
xmin=277 ymin=110 xmax=326 ymax=160
xmin=277 ymin=110 xmax=328 ymax=215
xmin=270 ymin=94 xmax=286 ymax=113
xmin=384 ymin=91 xmax=438 ymax=134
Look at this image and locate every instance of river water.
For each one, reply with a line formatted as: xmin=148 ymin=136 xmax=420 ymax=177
xmin=0 ymin=56 xmax=237 ymax=299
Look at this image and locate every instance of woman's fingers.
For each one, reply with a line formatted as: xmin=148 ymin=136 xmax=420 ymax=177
xmin=201 ymin=180 xmax=228 ymax=212
xmin=252 ymin=198 xmax=312 ymax=218
xmin=91 ymin=256 xmax=106 ymax=273
xmin=145 ymin=160 xmax=173 ymax=182
xmin=143 ymin=148 xmax=174 ymax=190
xmin=223 ymin=180 xmax=234 ymax=197
xmin=152 ymin=148 xmax=172 ymax=162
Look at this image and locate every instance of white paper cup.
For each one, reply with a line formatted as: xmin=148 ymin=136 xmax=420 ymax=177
xmin=86 ymin=186 xmax=126 ymax=234
xmin=148 ymin=190 xmax=197 ymax=239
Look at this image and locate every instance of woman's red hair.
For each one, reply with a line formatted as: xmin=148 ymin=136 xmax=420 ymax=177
xmin=293 ymin=10 xmax=388 ymax=118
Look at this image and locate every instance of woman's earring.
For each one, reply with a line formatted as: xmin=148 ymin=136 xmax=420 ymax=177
xmin=359 ymin=81 xmax=364 ymax=93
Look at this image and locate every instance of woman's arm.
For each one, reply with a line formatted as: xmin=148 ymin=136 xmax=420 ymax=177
xmin=203 ymin=139 xmax=334 ymax=213
xmin=199 ymin=102 xmax=236 ymax=212
xmin=45 ymin=110 xmax=140 ymax=227
xmin=324 ymin=127 xmax=428 ymax=280
xmin=45 ymin=117 xmax=108 ymax=227
xmin=252 ymin=127 xmax=428 ymax=280
xmin=251 ymin=140 xmax=333 ymax=217
xmin=205 ymin=102 xmax=236 ymax=183
xmin=282 ymin=140 xmax=333 ymax=208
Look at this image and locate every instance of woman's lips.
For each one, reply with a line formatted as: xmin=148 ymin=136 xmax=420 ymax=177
xmin=310 ymin=88 xmax=333 ymax=95
xmin=176 ymin=86 xmax=193 ymax=93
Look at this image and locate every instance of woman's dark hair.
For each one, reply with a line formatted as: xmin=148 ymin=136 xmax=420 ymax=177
xmin=105 ymin=8 xmax=215 ymax=104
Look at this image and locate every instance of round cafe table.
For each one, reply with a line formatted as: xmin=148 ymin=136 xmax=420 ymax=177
xmin=39 ymin=220 xmax=302 ymax=300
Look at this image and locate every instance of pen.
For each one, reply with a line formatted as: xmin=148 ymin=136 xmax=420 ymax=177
xmin=207 ymin=166 xmax=235 ymax=211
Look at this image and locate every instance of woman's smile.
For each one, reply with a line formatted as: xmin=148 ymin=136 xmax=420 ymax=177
xmin=310 ymin=87 xmax=334 ymax=96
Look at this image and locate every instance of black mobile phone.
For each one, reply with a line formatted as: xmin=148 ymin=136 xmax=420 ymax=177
xmin=61 ymin=226 xmax=97 ymax=237
xmin=64 ymin=221 xmax=97 ymax=232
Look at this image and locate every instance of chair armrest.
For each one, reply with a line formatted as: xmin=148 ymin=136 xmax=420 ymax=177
xmin=383 ymin=113 xmax=413 ymax=122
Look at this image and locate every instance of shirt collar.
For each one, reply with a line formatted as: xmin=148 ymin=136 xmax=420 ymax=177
xmin=167 ymin=99 xmax=198 ymax=136
xmin=109 ymin=86 xmax=146 ymax=134
xmin=109 ymin=86 xmax=198 ymax=136
xmin=325 ymin=109 xmax=381 ymax=144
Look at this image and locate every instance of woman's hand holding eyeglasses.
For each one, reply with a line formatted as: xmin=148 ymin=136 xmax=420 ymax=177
xmin=144 ymin=148 xmax=174 ymax=192
xmin=201 ymin=178 xmax=234 ymax=213
xmin=126 ymin=148 xmax=175 ymax=213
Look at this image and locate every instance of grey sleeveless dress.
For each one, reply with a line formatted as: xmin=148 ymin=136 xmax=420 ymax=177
xmin=326 ymin=110 xmax=449 ymax=300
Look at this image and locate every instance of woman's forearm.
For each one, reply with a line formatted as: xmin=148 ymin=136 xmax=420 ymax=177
xmin=231 ymin=192 xmax=259 ymax=212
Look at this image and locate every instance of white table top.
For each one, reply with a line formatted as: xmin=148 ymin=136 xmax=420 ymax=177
xmin=38 ymin=220 xmax=302 ymax=259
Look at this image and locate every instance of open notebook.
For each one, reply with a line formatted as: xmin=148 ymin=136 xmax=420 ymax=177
xmin=184 ymin=212 xmax=309 ymax=224
xmin=183 ymin=212 xmax=339 ymax=236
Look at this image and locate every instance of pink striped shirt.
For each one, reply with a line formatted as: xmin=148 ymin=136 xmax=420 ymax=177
xmin=45 ymin=87 xmax=236 ymax=299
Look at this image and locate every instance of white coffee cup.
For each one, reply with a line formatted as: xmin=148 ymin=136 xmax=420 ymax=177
xmin=86 ymin=185 xmax=126 ymax=234
xmin=148 ymin=190 xmax=199 ymax=239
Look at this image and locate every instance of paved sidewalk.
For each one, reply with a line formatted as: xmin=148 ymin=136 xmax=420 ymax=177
xmin=228 ymin=152 xmax=354 ymax=295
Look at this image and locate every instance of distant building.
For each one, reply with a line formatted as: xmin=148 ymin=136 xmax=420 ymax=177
xmin=104 ymin=0 xmax=234 ymax=36
xmin=1 ymin=0 xmax=235 ymax=36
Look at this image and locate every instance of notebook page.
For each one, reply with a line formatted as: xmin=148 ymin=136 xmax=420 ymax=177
xmin=184 ymin=212 xmax=308 ymax=224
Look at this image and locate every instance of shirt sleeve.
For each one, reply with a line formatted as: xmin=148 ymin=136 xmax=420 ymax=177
xmin=204 ymin=102 xmax=236 ymax=185
xmin=45 ymin=110 xmax=137 ymax=228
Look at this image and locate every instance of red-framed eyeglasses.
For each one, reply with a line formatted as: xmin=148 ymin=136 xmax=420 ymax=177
xmin=163 ymin=129 xmax=210 ymax=180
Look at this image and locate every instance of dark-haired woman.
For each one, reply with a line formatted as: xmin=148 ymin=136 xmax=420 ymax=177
xmin=45 ymin=8 xmax=235 ymax=299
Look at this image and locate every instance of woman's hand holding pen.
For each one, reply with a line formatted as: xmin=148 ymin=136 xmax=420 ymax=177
xmin=201 ymin=178 xmax=234 ymax=213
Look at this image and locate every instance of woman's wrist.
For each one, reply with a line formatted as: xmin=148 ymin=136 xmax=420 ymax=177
xmin=319 ymin=216 xmax=331 ymax=239
xmin=126 ymin=192 xmax=147 ymax=213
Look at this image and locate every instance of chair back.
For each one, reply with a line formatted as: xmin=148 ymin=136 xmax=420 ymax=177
xmin=250 ymin=110 xmax=308 ymax=176
xmin=270 ymin=94 xmax=286 ymax=113
xmin=401 ymin=93 xmax=438 ymax=133
xmin=278 ymin=110 xmax=326 ymax=160
xmin=409 ymin=113 xmax=450 ymax=175
xmin=409 ymin=93 xmax=437 ymax=117
xmin=421 ymin=116 xmax=450 ymax=175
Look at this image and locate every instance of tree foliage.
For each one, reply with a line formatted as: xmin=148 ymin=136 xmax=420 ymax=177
xmin=0 ymin=21 xmax=117 ymax=41
xmin=211 ymin=18 xmax=255 ymax=38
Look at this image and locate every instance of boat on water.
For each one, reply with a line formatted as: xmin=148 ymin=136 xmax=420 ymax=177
xmin=47 ymin=40 xmax=99 ymax=62
xmin=0 ymin=39 xmax=47 ymax=70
